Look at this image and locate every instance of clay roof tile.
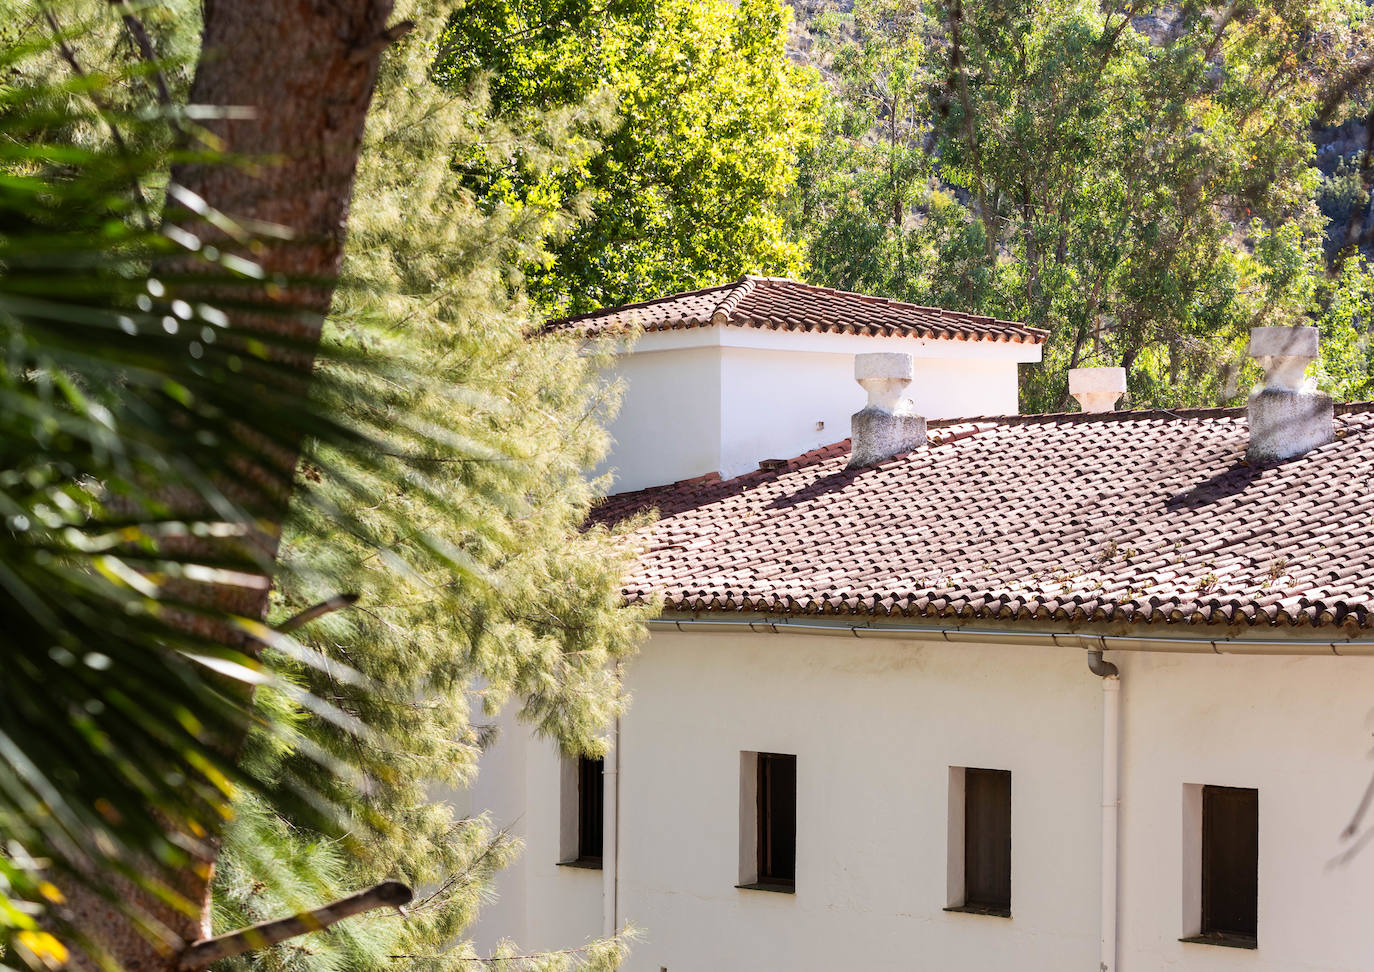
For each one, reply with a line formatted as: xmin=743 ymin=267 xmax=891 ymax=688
xmin=548 ymin=275 xmax=1046 ymax=345
xmin=594 ymin=405 xmax=1374 ymax=630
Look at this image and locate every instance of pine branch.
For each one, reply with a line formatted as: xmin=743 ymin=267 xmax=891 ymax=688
xmin=391 ymin=940 xmax=613 ymax=965
xmin=178 ymin=881 xmax=413 ymax=969
xmin=109 ymin=0 xmax=176 ymax=120
xmin=38 ymin=2 xmax=154 ymax=226
xmin=275 ymin=593 xmax=361 ymax=632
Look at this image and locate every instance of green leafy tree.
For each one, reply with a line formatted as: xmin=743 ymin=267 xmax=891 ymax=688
xmin=437 ymin=0 xmax=822 ymax=315
xmin=795 ymin=0 xmax=1373 ymax=410
xmin=793 ymin=0 xmax=996 ymax=312
xmin=1313 ymin=255 xmax=1374 ymax=399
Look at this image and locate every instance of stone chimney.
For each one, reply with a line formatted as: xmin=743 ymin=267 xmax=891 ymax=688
xmin=1068 ymin=366 xmax=1127 ymax=412
xmin=1247 ymin=325 xmax=1332 ymax=463
xmin=848 ymin=352 xmax=926 ymax=469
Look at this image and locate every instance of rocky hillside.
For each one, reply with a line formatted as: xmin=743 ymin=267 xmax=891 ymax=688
xmin=782 ymin=0 xmax=848 ymax=64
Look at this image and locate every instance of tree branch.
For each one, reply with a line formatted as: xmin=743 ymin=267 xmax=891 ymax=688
xmin=178 ymin=881 xmax=413 ymax=969
xmin=1315 ymin=56 xmax=1374 ymax=129
xmin=275 ymin=593 xmax=360 ymax=632
xmin=39 ymin=2 xmax=154 ymax=225
xmin=109 ymin=0 xmax=176 ymax=117
xmin=349 ymin=19 xmax=415 ymax=64
xmin=1202 ymin=0 xmax=1240 ymax=62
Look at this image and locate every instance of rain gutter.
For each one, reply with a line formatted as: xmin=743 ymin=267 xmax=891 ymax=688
xmin=645 ymin=617 xmax=1374 ymax=655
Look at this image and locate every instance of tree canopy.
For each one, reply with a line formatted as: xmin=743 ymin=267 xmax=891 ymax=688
xmin=437 ymin=0 xmax=822 ymax=316
xmin=794 ymin=0 xmax=1374 ymax=409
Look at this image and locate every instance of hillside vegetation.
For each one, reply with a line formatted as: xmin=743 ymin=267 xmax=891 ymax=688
xmin=781 ymin=0 xmax=1374 ymax=410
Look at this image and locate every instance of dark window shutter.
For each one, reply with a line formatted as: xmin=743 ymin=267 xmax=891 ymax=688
xmin=1201 ymin=786 xmax=1257 ymax=940
xmin=578 ymin=756 xmax=604 ymax=863
xmin=964 ymin=768 xmax=1011 ymax=912
xmin=757 ymin=753 xmax=796 ymax=886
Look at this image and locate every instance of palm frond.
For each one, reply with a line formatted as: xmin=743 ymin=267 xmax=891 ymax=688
xmin=0 ymin=16 xmax=510 ymax=962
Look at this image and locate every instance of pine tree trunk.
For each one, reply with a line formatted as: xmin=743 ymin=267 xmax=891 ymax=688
xmin=68 ymin=1 xmax=395 ymax=967
xmin=173 ymin=0 xmax=397 ymax=347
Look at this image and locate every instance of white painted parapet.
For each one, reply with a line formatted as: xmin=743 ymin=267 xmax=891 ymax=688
xmin=593 ymin=326 xmax=1034 ymax=492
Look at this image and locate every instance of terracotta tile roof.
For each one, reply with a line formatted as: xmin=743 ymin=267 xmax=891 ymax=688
xmin=549 ymin=276 xmax=1046 ymax=344
xmin=593 ymin=404 xmax=1374 ymax=629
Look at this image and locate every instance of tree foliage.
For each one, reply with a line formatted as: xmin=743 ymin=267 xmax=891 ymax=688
xmin=795 ymin=0 xmax=1374 ymax=410
xmin=437 ymin=0 xmax=822 ymax=316
xmin=208 ymin=4 xmax=650 ymax=972
xmin=1 ymin=1 xmax=647 ymax=969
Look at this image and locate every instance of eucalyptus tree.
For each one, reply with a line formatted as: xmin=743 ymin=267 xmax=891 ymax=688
xmin=796 ymin=0 xmax=1374 ymax=410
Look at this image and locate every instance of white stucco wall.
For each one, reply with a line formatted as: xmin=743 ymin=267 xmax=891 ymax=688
xmin=467 ymin=630 xmax=1374 ymax=971
xmin=612 ymin=632 xmax=1101 ymax=972
xmin=594 ymin=326 xmax=1037 ymax=492
xmin=593 ymin=344 xmax=722 ymax=495
xmin=456 ymin=702 xmax=531 ymax=948
xmin=1116 ymin=650 xmax=1374 ymax=970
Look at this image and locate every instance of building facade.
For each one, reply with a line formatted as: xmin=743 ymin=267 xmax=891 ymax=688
xmin=476 ymin=631 xmax=1374 ymax=971
xmin=471 ymin=283 xmax=1374 ymax=970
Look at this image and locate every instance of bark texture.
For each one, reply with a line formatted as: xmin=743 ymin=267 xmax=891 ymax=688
xmin=67 ymin=1 xmax=396 ymax=967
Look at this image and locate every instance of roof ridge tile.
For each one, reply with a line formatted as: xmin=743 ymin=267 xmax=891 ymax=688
xmin=711 ymin=275 xmax=757 ymax=323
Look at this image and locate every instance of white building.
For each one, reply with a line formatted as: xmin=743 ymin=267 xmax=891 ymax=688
xmin=471 ymin=281 xmax=1374 ymax=971
xmin=560 ymin=275 xmax=1044 ymax=492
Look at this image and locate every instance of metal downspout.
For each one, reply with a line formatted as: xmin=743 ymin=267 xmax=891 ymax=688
xmin=1088 ymin=650 xmax=1120 ymax=972
xmin=602 ymin=705 xmax=621 ymax=938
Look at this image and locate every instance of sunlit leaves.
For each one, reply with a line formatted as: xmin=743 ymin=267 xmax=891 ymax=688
xmin=794 ymin=0 xmax=1374 ymax=410
xmin=437 ymin=0 xmax=821 ymax=316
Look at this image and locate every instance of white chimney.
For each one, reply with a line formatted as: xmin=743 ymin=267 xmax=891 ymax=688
xmin=1068 ymin=366 xmax=1127 ymax=412
xmin=848 ymin=352 xmax=926 ymax=468
xmin=1247 ymin=325 xmax=1332 ymax=462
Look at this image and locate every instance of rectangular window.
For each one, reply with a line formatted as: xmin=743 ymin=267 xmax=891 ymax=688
xmin=947 ymin=767 xmax=1011 ymax=916
xmin=1200 ymin=785 xmax=1257 ymax=944
xmin=558 ymin=755 xmax=602 ymax=868
xmin=756 ymin=753 xmax=796 ymax=888
xmin=738 ymin=751 xmax=795 ymax=892
xmin=577 ymin=756 xmax=604 ymax=863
